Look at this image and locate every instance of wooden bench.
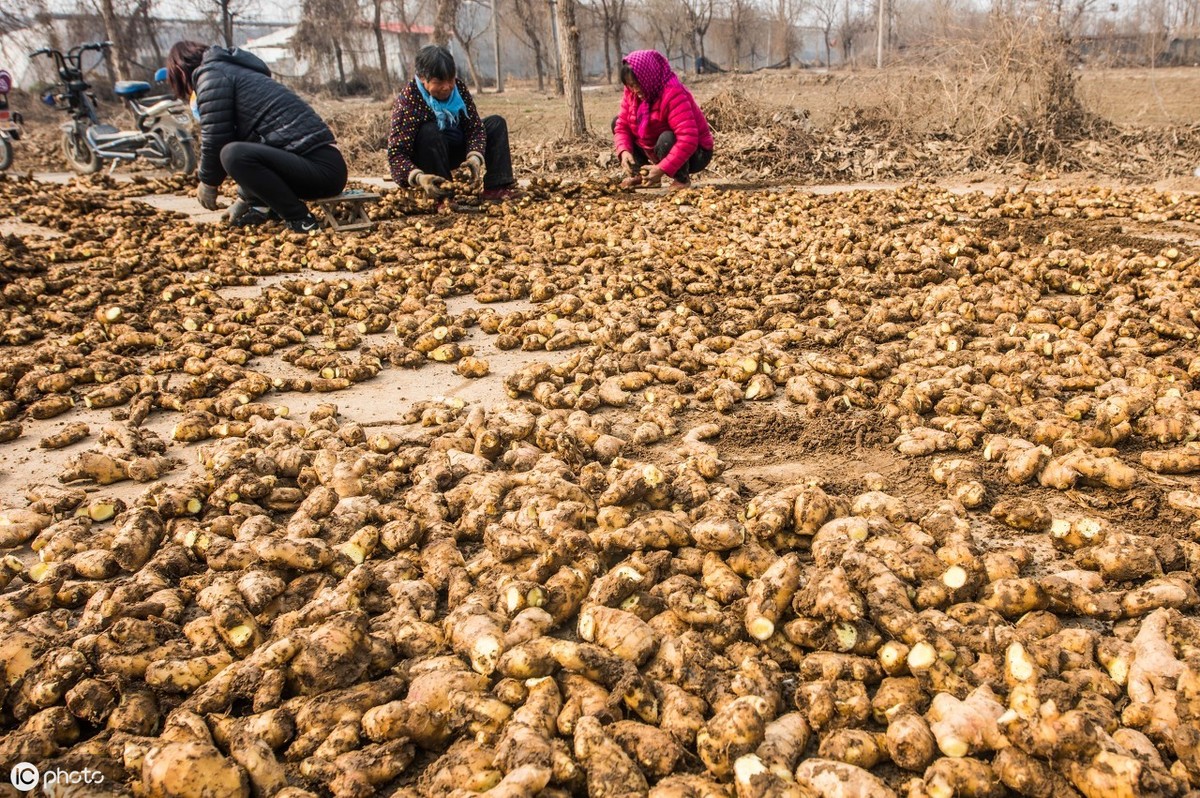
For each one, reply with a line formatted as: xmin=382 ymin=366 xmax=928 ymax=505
xmin=311 ymin=190 xmax=381 ymax=231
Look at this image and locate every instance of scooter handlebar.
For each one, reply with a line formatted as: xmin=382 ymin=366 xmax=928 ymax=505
xmin=72 ymin=41 xmax=111 ymax=55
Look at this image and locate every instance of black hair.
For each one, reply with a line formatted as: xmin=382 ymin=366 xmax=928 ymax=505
xmin=619 ymin=60 xmax=635 ymax=87
xmin=415 ymin=45 xmax=457 ymax=81
xmin=166 ymin=40 xmax=208 ymax=100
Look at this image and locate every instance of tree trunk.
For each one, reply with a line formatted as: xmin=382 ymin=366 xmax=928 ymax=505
xmin=603 ymin=26 xmax=612 ymax=83
xmin=98 ymin=0 xmax=128 ymax=80
xmin=549 ymin=0 xmax=564 ymax=95
xmin=457 ymin=34 xmax=485 ymax=93
xmin=556 ymin=0 xmax=587 ymax=137
xmin=221 ymin=0 xmax=234 ymax=47
xmin=434 ymin=0 xmax=461 ymax=46
xmin=492 ymin=0 xmax=504 ymax=91
xmin=772 ymin=15 xmax=792 ymax=63
xmin=612 ymin=18 xmax=623 ymax=64
xmin=534 ymin=39 xmax=546 ymax=91
xmin=374 ymin=0 xmax=391 ymax=91
xmin=137 ymin=2 xmax=162 ymax=66
xmin=395 ymin=2 xmax=417 ymax=79
xmin=335 ymin=41 xmax=346 ymax=90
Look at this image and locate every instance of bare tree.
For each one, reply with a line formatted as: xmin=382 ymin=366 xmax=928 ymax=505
xmin=549 ymin=0 xmax=565 ymax=92
xmin=390 ymin=0 xmax=431 ymax=81
xmin=137 ymin=0 xmax=163 ymax=66
xmin=181 ymin=0 xmax=252 ymax=47
xmin=370 ymin=0 xmax=392 ymax=91
xmin=726 ymin=0 xmax=757 ymax=68
xmin=219 ymin=0 xmax=233 ymax=45
xmin=611 ymin=0 xmax=629 ymax=70
xmin=589 ymin=0 xmax=628 ymax=80
xmin=492 ymin=0 xmax=504 ymax=91
xmin=681 ymin=0 xmax=714 ymax=69
xmin=807 ymin=0 xmax=838 ymax=63
xmin=94 ymin=0 xmax=133 ymax=79
xmin=642 ymin=0 xmax=693 ymax=61
xmin=434 ymin=0 xmax=461 ymax=44
xmin=0 ymin=5 xmax=26 ymax=35
xmin=295 ymin=0 xmax=358 ymax=88
xmin=454 ymin=0 xmax=489 ymax=92
xmin=838 ymin=0 xmax=868 ymax=61
xmin=1048 ymin=0 xmax=1099 ymax=32
xmin=773 ymin=0 xmax=805 ymax=64
xmin=89 ymin=0 xmax=163 ymax=77
xmin=509 ymin=0 xmax=551 ymax=89
xmin=557 ymin=0 xmax=587 ymax=135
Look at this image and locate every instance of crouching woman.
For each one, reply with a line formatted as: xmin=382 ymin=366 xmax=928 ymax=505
xmin=387 ymin=45 xmax=516 ymax=201
xmin=613 ymin=49 xmax=713 ymax=190
xmin=166 ymin=40 xmax=347 ymax=232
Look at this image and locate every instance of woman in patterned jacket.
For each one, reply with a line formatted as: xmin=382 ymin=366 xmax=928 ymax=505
xmin=387 ymin=45 xmax=515 ymax=201
xmin=613 ymin=50 xmax=713 ymax=191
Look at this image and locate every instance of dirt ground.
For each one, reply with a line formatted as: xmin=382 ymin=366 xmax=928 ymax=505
xmin=6 ymin=66 xmax=1200 ymax=798
xmin=2 ymin=171 xmax=1198 ymax=565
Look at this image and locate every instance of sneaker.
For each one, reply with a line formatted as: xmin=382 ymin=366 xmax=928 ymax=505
xmin=230 ymin=207 xmax=273 ymax=227
xmin=286 ymin=214 xmax=321 ymax=233
xmin=480 ymin=186 xmax=520 ymax=201
xmin=668 ymin=180 xmax=691 ymax=192
xmin=620 ymin=174 xmax=643 ymax=189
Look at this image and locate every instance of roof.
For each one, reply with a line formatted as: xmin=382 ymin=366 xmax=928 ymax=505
xmin=379 ymin=22 xmax=434 ymax=35
xmin=246 ymin=26 xmax=297 ymax=48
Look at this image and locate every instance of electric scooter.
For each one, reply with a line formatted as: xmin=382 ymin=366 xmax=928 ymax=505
xmin=0 ymin=69 xmax=23 ymax=172
xmin=31 ymin=41 xmax=195 ymax=175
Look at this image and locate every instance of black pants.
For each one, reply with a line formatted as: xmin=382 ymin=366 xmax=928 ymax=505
xmin=220 ymin=142 xmax=347 ymax=221
xmin=412 ymin=116 xmax=513 ymax=189
xmin=612 ymin=117 xmax=713 ymax=183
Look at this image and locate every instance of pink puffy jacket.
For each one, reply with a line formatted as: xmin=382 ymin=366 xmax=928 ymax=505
xmin=613 ymin=50 xmax=713 ymax=178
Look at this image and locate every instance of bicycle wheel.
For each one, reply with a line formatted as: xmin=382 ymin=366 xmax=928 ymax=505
xmin=62 ymin=130 xmax=101 ymax=174
xmin=0 ymin=135 xmax=12 ymax=172
xmin=165 ymin=132 xmax=196 ymax=175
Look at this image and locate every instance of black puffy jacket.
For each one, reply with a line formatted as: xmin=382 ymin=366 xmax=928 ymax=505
xmin=193 ymin=47 xmax=336 ymax=186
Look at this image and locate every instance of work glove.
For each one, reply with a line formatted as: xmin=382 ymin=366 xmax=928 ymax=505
xmin=619 ymin=150 xmax=636 ymax=174
xmin=411 ymin=170 xmax=450 ymax=199
xmin=464 ymin=152 xmax=485 ymax=187
xmin=197 ymin=183 xmax=220 ymax=211
xmin=224 ymin=197 xmax=251 ymax=222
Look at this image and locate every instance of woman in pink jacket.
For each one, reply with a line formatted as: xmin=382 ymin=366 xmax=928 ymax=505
xmin=613 ymin=50 xmax=714 ymax=190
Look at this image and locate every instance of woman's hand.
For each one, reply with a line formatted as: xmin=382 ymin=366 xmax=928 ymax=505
xmin=641 ymin=164 xmax=665 ymax=185
xmin=619 ymin=151 xmax=636 ymax=174
xmin=413 ymin=171 xmax=451 ymax=199
xmin=197 ymin=183 xmax=220 ymax=211
xmin=464 ymin=152 xmax=485 ymax=187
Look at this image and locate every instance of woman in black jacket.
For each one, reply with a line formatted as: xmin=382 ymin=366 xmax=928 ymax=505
xmin=165 ymin=41 xmax=347 ymax=232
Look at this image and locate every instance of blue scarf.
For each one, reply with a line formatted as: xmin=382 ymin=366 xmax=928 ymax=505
xmin=416 ymin=79 xmax=467 ymax=131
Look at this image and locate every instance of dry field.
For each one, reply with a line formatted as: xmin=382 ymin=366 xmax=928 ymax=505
xmin=319 ymin=66 xmax=1200 ymax=185
xmin=3 ymin=65 xmax=1200 ymax=798
xmin=8 ymin=66 xmax=1200 ymax=185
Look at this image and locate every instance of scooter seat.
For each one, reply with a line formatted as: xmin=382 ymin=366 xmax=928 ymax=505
xmin=88 ymin=124 xmax=126 ymax=143
xmin=114 ymin=81 xmax=151 ymax=97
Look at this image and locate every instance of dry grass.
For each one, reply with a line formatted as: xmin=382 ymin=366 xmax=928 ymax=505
xmin=7 ymin=65 xmax=1200 ymax=183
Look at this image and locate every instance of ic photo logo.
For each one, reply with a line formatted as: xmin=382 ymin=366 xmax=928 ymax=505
xmin=10 ymin=762 xmax=38 ymax=791
xmin=8 ymin=762 xmax=104 ymax=794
